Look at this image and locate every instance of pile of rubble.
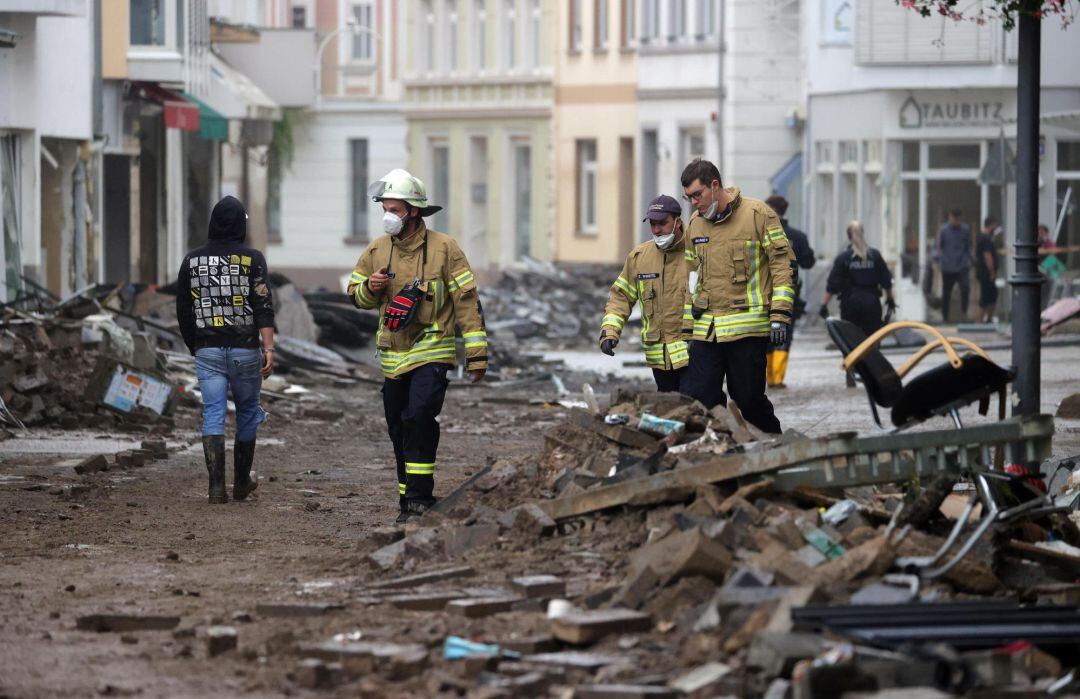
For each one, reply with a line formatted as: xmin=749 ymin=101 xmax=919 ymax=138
xmin=480 ymin=260 xmax=621 ymax=350
xmin=272 ymin=390 xmax=1080 ymax=697
xmin=0 ymin=307 xmax=181 ymax=433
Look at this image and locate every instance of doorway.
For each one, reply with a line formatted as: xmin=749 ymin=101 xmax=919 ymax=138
xmin=512 ymin=142 xmax=532 ymax=260
xmin=104 ymin=154 xmax=132 ymax=284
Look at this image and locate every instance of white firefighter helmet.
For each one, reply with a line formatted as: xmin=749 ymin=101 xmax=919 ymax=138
xmin=367 ymin=168 xmax=443 ymax=218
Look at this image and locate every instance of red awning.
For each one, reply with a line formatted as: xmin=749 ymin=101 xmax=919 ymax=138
xmin=131 ymin=82 xmax=200 ymax=132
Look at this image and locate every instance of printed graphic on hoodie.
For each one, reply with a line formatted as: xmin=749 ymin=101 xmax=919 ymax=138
xmin=189 ymin=254 xmax=255 ymax=328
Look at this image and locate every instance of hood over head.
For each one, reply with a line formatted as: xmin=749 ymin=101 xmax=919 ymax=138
xmin=208 ymin=196 xmax=248 ymax=242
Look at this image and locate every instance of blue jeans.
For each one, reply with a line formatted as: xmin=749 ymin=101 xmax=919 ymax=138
xmin=195 ymin=347 xmax=266 ymax=441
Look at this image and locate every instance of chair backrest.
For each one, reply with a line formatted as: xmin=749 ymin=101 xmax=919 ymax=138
xmin=825 ymin=319 xmax=904 ymax=408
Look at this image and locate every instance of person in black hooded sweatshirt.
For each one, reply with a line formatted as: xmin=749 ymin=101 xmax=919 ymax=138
xmin=176 ymin=196 xmax=275 ymax=504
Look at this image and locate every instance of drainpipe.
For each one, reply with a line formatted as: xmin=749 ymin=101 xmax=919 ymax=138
xmin=716 ymin=0 xmax=726 ymax=172
xmin=73 ymin=156 xmax=87 ymax=291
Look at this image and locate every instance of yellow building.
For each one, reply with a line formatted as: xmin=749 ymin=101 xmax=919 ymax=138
xmin=552 ymin=0 xmax=638 ymax=264
xmin=403 ymin=0 xmax=555 ymax=270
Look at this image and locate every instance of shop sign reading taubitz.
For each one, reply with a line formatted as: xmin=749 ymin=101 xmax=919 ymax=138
xmin=899 ymin=95 xmax=1007 ymax=130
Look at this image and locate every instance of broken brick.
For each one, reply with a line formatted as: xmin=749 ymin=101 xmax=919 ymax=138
xmin=387 ymin=591 xmax=466 ymax=611
xmin=205 ymin=625 xmax=237 ymax=657
xmin=444 ymin=524 xmax=500 ymax=557
xmin=551 ymin=609 xmax=652 ymax=645
xmin=628 ymin=527 xmax=732 ymax=585
xmin=369 ymin=565 xmax=475 ymax=590
xmin=511 ymin=575 xmax=567 ymax=599
xmin=76 ymin=614 xmax=180 ymax=633
xmin=498 ymin=504 xmax=557 ymax=537
xmin=74 ymin=454 xmax=109 ymax=475
xmin=447 ymin=597 xmax=518 ymax=618
xmin=255 ymin=602 xmax=343 ymax=618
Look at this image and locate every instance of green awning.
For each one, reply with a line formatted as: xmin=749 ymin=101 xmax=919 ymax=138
xmin=183 ymin=93 xmax=228 ymax=142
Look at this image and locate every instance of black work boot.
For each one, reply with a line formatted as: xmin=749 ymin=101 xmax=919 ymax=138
xmin=406 ymin=500 xmax=433 ymax=520
xmin=202 ymin=435 xmax=228 ymax=504
xmin=233 ymin=438 xmax=258 ymax=501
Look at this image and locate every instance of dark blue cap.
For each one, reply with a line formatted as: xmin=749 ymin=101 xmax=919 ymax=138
xmin=643 ymin=194 xmax=682 ymax=222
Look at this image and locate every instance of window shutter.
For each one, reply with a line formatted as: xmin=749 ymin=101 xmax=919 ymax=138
xmin=856 ymin=0 xmax=992 ymax=65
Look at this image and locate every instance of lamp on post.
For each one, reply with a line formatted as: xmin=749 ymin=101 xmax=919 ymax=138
xmin=313 ymin=18 xmax=384 ymax=108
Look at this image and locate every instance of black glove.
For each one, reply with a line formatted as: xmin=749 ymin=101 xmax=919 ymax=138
xmin=818 ymin=304 xmax=830 ymax=320
xmin=600 ymin=339 xmax=617 ymax=356
xmin=770 ymin=322 xmax=788 ymax=348
xmin=886 ymin=298 xmax=897 ymax=312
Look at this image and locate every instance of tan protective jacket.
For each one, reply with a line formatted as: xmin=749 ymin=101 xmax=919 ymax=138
xmin=346 ymin=224 xmax=488 ymax=379
xmin=686 ymin=188 xmax=795 ymax=342
xmin=600 ymin=236 xmax=695 ymax=370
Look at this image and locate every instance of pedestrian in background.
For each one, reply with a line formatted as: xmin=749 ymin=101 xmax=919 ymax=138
xmin=976 ymin=217 xmax=1000 ymax=323
xmin=820 ymin=221 xmax=894 ymax=386
xmin=599 ymin=195 xmax=694 ymax=392
xmin=176 ymin=196 xmax=275 ymax=504
xmin=763 ymin=194 xmax=815 ymax=388
xmin=936 ymin=208 xmax=972 ymax=323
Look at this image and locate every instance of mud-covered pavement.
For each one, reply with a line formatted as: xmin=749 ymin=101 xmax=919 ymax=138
xmin=2 ymin=330 xmax=1079 ymax=698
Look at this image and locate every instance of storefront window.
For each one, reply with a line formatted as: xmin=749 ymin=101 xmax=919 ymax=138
xmin=1059 ymin=141 xmax=1080 ymax=171
xmin=902 ymin=142 xmax=919 ymax=172
xmin=928 ymin=143 xmax=980 ymax=170
xmin=901 ymin=179 xmax=920 ymax=281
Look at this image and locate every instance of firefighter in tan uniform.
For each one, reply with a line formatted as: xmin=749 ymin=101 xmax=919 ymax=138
xmin=347 ymin=170 xmax=488 ymax=523
xmin=678 ymin=159 xmax=795 ymax=434
xmin=599 ymin=195 xmax=695 ymax=392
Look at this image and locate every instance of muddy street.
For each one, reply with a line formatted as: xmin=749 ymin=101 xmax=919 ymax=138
xmin=2 ymin=332 xmax=1080 ymax=698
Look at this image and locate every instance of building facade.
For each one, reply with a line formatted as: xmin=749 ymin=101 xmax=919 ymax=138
xmin=804 ymin=0 xmax=1080 ymax=320
xmin=212 ymin=0 xmax=406 ymax=291
xmin=1 ymin=1 xmax=95 ymax=301
xmin=403 ymin=0 xmax=555 ymax=270
xmin=552 ymin=0 xmax=637 ymax=264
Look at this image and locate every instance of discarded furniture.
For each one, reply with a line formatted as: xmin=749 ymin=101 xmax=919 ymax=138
xmin=825 ymin=319 xmax=1014 ymax=430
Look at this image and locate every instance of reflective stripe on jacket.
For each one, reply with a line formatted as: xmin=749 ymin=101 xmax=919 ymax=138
xmin=686 ymin=187 xmax=796 ymax=343
xmin=601 ymin=237 xmax=694 ymax=370
xmin=346 ymin=224 xmax=488 ymax=379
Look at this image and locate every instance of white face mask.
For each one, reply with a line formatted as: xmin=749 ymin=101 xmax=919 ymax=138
xmin=382 ymin=211 xmax=405 ymax=236
xmin=653 ymin=221 xmax=680 ymax=250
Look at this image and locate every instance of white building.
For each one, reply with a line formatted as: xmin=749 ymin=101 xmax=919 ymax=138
xmin=804 ymin=0 xmax=1080 ymax=320
xmin=638 ymin=0 xmax=803 ymax=239
xmin=215 ymin=0 xmax=407 ymax=291
xmin=0 ymin=0 xmax=94 ymax=301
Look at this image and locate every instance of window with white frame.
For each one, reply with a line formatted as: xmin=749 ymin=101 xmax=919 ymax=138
xmin=474 ymin=0 xmax=488 ymax=71
xmin=577 ymin=140 xmax=598 ymax=235
xmin=527 ymin=0 xmax=542 ymax=68
xmin=447 ymin=5 xmax=459 ymax=71
xmin=595 ymin=0 xmax=609 ymax=50
xmin=641 ymin=0 xmax=660 ymax=43
xmin=419 ymin=0 xmax=435 ymax=74
xmin=351 ymin=2 xmax=374 ymax=62
xmin=696 ymin=0 xmax=718 ymax=39
xmin=291 ymin=5 xmax=307 ymax=28
xmin=350 ymin=139 xmax=370 ymax=239
xmin=503 ymin=0 xmax=517 ymax=69
xmin=131 ymin=0 xmax=174 ymax=47
xmin=680 ymin=127 xmax=705 ymax=167
xmin=621 ymin=0 xmax=636 ymax=48
xmin=668 ymin=0 xmax=686 ymax=42
xmin=430 ymin=141 xmax=450 ymax=232
xmin=569 ymin=0 xmax=583 ymax=52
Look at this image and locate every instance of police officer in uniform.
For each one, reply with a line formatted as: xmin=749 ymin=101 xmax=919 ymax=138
xmin=819 ymin=219 xmax=895 ymax=336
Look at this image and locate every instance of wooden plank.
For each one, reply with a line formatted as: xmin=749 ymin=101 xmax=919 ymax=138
xmin=536 ymin=416 xmax=1054 ymax=522
xmin=1005 ymin=540 xmax=1080 ymax=575
xmin=369 ymin=566 xmax=475 ymax=590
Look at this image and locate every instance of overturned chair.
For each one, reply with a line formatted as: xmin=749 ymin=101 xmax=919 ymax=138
xmin=825 ymin=319 xmax=1015 ymax=431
